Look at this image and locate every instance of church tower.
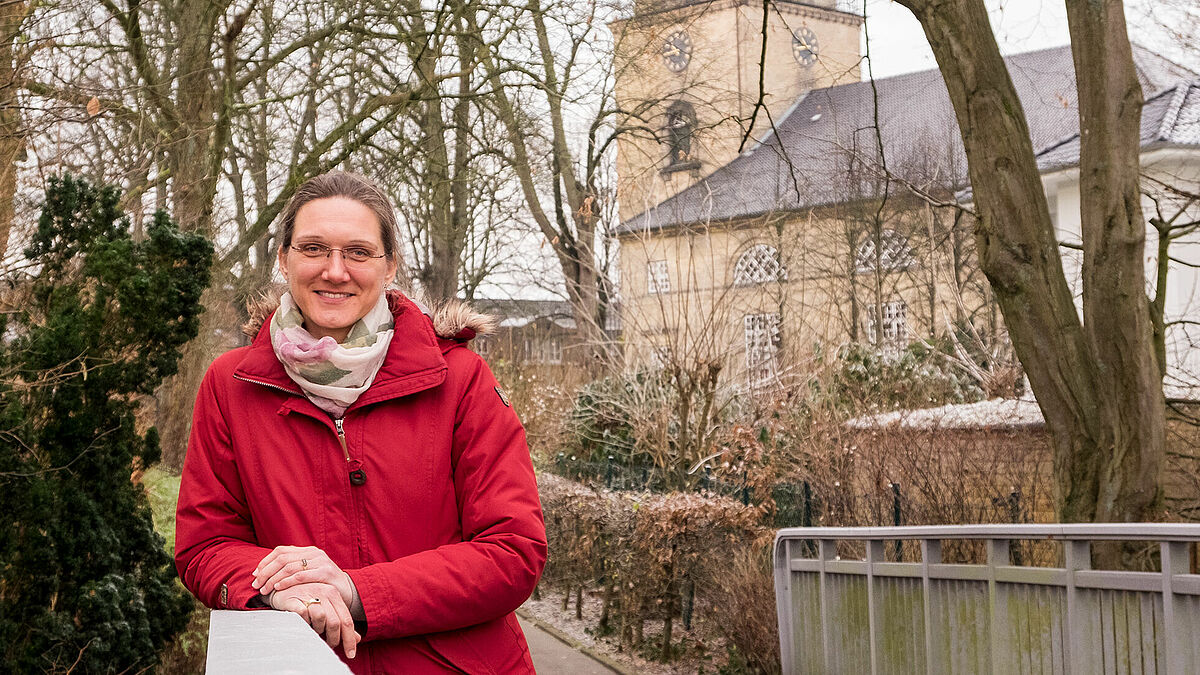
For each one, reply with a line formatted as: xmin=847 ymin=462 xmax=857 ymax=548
xmin=612 ymin=0 xmax=863 ymax=221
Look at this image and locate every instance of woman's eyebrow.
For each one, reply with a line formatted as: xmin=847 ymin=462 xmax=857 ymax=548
xmin=293 ymin=237 xmax=379 ymax=247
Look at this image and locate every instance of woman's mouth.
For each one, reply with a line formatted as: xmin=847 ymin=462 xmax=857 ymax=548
xmin=314 ymin=290 xmax=354 ymax=300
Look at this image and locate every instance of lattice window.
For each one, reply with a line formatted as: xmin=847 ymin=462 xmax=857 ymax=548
xmin=866 ymin=301 xmax=908 ymax=349
xmin=856 ymin=230 xmax=915 ymax=273
xmin=734 ymin=244 xmax=787 ymax=286
xmin=647 ymin=260 xmax=670 ymax=294
xmin=744 ymin=312 xmax=781 ymax=385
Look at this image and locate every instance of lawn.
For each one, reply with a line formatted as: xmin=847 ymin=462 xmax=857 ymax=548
xmin=143 ymin=465 xmax=183 ymax=552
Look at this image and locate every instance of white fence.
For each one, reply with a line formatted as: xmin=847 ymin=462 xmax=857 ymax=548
xmin=773 ymin=524 xmax=1200 ymax=674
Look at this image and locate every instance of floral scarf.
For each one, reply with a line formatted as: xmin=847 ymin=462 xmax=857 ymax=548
xmin=269 ymin=292 xmax=395 ymax=417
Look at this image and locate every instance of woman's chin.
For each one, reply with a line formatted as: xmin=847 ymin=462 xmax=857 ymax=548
xmin=303 ymin=314 xmax=355 ymax=342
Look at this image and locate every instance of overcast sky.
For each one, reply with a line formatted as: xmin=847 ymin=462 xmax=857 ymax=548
xmin=858 ymin=0 xmax=1196 ymax=80
xmin=861 ymin=0 xmax=1071 ymax=79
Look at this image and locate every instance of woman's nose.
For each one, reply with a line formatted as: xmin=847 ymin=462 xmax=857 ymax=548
xmin=321 ymin=251 xmax=352 ymax=281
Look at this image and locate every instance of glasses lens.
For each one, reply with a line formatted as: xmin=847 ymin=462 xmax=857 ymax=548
xmin=344 ymin=249 xmax=371 ymax=263
xmin=299 ymin=244 xmax=328 ymax=258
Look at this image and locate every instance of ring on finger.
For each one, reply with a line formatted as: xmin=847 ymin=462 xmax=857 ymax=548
xmin=301 ymin=559 xmax=308 ymax=570
xmin=302 ymin=597 xmax=321 ymax=609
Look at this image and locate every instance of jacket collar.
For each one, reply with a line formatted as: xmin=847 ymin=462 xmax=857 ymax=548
xmin=233 ymin=291 xmax=449 ymax=410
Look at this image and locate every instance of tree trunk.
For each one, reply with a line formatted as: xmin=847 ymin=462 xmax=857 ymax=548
xmin=0 ymin=2 xmax=26 ymax=256
xmin=894 ymin=0 xmax=1164 ymax=536
xmin=1064 ymin=0 xmax=1164 ymax=529
xmin=157 ymin=284 xmax=237 ymax=470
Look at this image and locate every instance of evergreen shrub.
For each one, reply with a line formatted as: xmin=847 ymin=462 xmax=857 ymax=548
xmin=0 ymin=175 xmax=212 ymax=672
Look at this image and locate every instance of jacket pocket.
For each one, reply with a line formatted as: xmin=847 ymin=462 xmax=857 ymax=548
xmin=422 ymin=615 xmax=526 ymax=675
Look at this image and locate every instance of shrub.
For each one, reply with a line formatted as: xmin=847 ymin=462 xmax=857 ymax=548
xmin=0 ymin=175 xmax=212 ymax=672
xmin=810 ymin=341 xmax=984 ymax=414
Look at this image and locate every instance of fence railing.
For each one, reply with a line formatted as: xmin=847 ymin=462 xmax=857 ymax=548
xmin=774 ymin=524 xmax=1200 ymax=675
xmin=207 ymin=609 xmax=350 ymax=674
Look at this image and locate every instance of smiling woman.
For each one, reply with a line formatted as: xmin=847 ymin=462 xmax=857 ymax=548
xmin=279 ymin=196 xmax=397 ymax=343
xmin=174 ymin=171 xmax=546 ymax=674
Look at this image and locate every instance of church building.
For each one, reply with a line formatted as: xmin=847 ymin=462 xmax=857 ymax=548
xmin=611 ymin=0 xmax=1200 ymax=394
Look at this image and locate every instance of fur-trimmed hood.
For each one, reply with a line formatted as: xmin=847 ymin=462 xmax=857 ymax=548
xmin=241 ymin=286 xmax=497 ymax=342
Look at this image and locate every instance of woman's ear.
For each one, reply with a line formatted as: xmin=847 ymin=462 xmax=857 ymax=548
xmin=277 ymin=246 xmax=289 ymax=282
xmin=386 ymin=258 xmax=399 ymax=286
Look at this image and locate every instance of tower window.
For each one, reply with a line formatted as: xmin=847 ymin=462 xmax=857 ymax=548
xmin=664 ymin=101 xmax=698 ymax=169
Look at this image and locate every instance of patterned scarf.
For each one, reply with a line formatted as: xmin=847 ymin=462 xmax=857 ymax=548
xmin=269 ymin=292 xmax=395 ymax=417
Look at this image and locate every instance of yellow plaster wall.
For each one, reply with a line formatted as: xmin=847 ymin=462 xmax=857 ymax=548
xmin=613 ymin=1 xmax=863 ymax=221
xmin=618 ymin=208 xmax=987 ymax=383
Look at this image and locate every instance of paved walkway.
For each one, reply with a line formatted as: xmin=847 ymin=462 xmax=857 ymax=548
xmin=518 ymin=616 xmax=622 ymax=674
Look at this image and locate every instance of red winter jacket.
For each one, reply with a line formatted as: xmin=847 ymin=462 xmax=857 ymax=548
xmin=175 ymin=292 xmax=546 ymax=674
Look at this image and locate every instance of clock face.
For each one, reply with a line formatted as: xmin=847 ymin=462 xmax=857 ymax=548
xmin=792 ymin=26 xmax=819 ymax=67
xmin=661 ymin=30 xmax=692 ymax=73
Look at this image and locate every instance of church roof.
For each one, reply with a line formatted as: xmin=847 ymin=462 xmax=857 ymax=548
xmin=1036 ymin=79 xmax=1200 ymax=172
xmin=619 ymin=45 xmax=1198 ymax=234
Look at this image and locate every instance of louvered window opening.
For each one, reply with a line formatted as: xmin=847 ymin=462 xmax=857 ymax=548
xmin=647 ymin=260 xmax=670 ymax=294
xmin=744 ymin=312 xmax=782 ymax=385
xmin=866 ymin=300 xmax=907 ymax=349
xmin=734 ymin=244 xmax=787 ymax=286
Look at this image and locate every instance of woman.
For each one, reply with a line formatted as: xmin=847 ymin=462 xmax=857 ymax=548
xmin=175 ymin=171 xmax=546 ymax=673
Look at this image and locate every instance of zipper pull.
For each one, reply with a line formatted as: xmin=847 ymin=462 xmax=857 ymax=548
xmin=335 ymin=418 xmax=367 ymax=486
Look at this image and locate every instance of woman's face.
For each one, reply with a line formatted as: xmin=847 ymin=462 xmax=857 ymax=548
xmin=278 ymin=197 xmax=397 ymax=343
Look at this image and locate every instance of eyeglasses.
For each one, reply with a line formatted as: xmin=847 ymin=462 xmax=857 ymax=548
xmin=290 ymin=243 xmax=386 ymax=265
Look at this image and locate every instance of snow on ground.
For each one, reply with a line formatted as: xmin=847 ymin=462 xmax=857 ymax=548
xmin=844 ymin=397 xmax=1046 ymax=430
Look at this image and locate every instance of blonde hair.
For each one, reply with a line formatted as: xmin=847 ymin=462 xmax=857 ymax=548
xmin=278 ymin=171 xmax=399 ymax=260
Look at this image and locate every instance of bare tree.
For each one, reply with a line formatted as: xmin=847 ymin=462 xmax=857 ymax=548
xmin=472 ymin=0 xmax=622 ymax=366
xmin=893 ymin=0 xmax=1164 ymax=541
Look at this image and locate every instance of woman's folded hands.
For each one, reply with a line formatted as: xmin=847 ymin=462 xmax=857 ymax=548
xmin=253 ymin=545 xmax=365 ymax=657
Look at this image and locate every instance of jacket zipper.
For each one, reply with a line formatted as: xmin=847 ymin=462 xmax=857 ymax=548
xmin=232 ymin=373 xmax=298 ymax=395
xmin=336 ymin=418 xmax=367 ymax=486
xmin=233 ymin=374 xmax=367 ymax=487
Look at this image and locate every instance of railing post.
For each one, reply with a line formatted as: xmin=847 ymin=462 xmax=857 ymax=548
xmin=1064 ymin=539 xmax=1093 ymax=675
xmin=987 ymin=538 xmax=1011 ymax=674
xmin=892 ymin=483 xmax=903 ymax=560
xmin=774 ymin=538 xmax=795 ymax=674
xmin=819 ymin=539 xmax=836 ymax=674
xmin=867 ymin=539 xmax=883 ymax=675
xmin=921 ymin=539 xmax=941 ymax=675
xmin=1162 ymin=540 xmax=1190 ymax=675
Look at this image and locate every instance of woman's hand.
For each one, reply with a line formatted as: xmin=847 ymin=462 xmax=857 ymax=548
xmin=269 ymin=582 xmax=360 ymax=658
xmin=253 ymin=545 xmax=354 ymax=607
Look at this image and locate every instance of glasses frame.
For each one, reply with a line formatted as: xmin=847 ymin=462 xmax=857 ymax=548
xmin=289 ymin=243 xmax=387 ymax=265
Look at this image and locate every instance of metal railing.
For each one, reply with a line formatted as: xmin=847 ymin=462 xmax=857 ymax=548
xmin=774 ymin=524 xmax=1200 ymax=675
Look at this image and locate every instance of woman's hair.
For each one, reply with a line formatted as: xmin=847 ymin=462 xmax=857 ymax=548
xmin=278 ymin=171 xmax=399 ymax=260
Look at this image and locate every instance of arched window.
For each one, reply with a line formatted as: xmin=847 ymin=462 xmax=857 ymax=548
xmin=856 ymin=230 xmax=915 ymax=274
xmin=734 ymin=244 xmax=787 ymax=286
xmin=664 ymin=101 xmax=697 ymax=168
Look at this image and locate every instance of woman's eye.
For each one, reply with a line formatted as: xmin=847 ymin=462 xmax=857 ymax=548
xmin=345 ymin=248 xmax=371 ymax=260
xmin=302 ymin=244 xmax=326 ymax=255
